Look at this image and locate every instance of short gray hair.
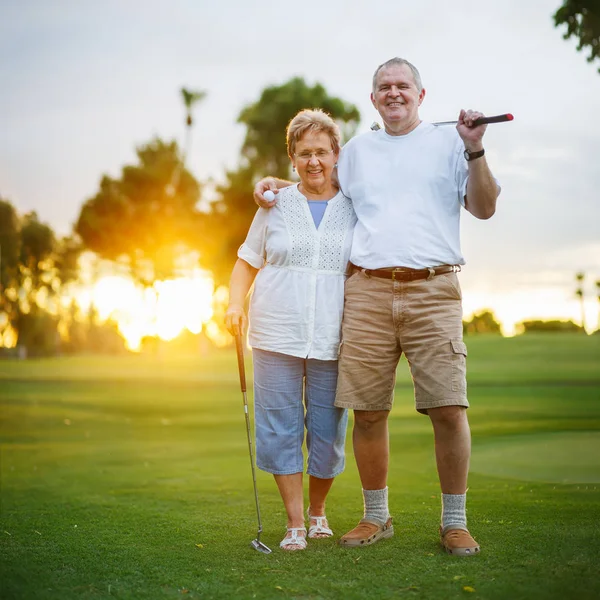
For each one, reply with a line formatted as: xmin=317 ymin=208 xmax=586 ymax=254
xmin=286 ymin=109 xmax=341 ymax=159
xmin=372 ymin=58 xmax=423 ymax=93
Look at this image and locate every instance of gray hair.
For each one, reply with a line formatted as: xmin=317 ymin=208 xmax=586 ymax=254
xmin=372 ymin=58 xmax=423 ymax=93
xmin=286 ymin=109 xmax=341 ymax=159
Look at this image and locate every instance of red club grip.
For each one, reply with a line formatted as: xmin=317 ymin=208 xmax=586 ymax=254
xmin=472 ymin=113 xmax=514 ymax=126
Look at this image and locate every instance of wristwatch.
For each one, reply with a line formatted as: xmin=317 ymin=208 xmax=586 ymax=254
xmin=464 ymin=148 xmax=485 ymax=162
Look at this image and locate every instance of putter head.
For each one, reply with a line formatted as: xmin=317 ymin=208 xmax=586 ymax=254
xmin=250 ymin=539 xmax=272 ymax=554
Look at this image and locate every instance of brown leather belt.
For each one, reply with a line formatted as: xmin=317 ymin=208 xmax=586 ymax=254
xmin=351 ymin=263 xmax=460 ymax=282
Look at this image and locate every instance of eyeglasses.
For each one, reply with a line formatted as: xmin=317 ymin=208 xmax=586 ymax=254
xmin=294 ymin=150 xmax=334 ymax=161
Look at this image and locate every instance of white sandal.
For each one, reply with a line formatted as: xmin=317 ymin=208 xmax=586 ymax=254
xmin=279 ymin=527 xmax=307 ymax=550
xmin=307 ymin=509 xmax=333 ymax=539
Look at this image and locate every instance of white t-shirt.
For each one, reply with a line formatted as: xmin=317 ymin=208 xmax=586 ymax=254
xmin=238 ymin=184 xmax=357 ymax=360
xmin=337 ymin=121 xmax=473 ymax=270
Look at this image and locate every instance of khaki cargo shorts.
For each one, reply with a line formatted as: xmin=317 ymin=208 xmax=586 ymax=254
xmin=334 ymin=269 xmax=469 ymax=414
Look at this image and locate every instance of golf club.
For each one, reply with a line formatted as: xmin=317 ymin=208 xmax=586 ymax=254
xmin=432 ymin=113 xmax=514 ymax=127
xmin=234 ymin=331 xmax=272 ymax=555
xmin=371 ymin=113 xmax=514 ymax=130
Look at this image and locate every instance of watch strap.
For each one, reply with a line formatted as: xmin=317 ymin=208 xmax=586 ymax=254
xmin=464 ymin=148 xmax=485 ymax=161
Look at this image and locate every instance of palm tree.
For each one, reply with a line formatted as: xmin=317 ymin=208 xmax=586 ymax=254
xmin=596 ymin=279 xmax=600 ymax=332
xmin=575 ymin=271 xmax=586 ymax=332
xmin=181 ymin=88 xmax=207 ymax=161
xmin=166 ymin=88 xmax=207 ymax=197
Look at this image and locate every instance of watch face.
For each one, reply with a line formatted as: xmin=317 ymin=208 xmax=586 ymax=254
xmin=464 ymin=149 xmax=484 ymax=161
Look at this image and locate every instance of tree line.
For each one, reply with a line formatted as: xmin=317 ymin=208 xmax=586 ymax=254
xmin=0 ymin=79 xmax=360 ymax=355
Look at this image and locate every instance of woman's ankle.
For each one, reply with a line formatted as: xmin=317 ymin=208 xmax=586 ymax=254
xmin=308 ymin=505 xmax=326 ymax=517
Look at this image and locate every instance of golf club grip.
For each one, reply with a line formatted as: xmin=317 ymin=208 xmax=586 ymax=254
xmin=235 ymin=333 xmax=247 ymax=392
xmin=472 ymin=113 xmax=513 ymax=126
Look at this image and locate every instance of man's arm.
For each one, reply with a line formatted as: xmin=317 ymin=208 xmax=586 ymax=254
xmin=254 ymin=177 xmax=293 ymax=208
xmin=457 ymin=109 xmax=500 ymax=220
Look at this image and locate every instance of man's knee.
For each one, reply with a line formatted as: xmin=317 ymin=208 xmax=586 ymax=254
xmin=428 ymin=405 xmax=468 ymax=429
xmin=353 ymin=410 xmax=389 ymax=434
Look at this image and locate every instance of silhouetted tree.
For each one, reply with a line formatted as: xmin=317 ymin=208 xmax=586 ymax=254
xmin=202 ymin=165 xmax=256 ymax=285
xmin=167 ymin=88 xmax=207 ymax=196
xmin=596 ymin=278 xmax=600 ymax=332
xmin=463 ymin=309 xmax=502 ymax=335
xmin=554 ymin=1 xmax=600 ymax=72
xmin=76 ymin=138 xmax=203 ymax=285
xmin=238 ymin=77 xmax=360 ymax=179
xmin=0 ymin=199 xmax=20 ymax=319
xmin=181 ymin=88 xmax=206 ymax=152
xmin=0 ymin=203 xmax=82 ymax=354
xmin=575 ymin=271 xmax=586 ymax=331
xmin=19 ymin=212 xmax=56 ymax=292
xmin=518 ymin=319 xmax=584 ymax=334
xmin=202 ymin=77 xmax=360 ymax=283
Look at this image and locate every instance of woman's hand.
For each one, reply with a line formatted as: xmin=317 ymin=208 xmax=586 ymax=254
xmin=225 ymin=304 xmax=246 ymax=336
xmin=254 ymin=178 xmax=279 ymax=208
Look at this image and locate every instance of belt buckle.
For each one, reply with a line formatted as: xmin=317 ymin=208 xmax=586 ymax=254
xmin=391 ymin=268 xmax=403 ymax=281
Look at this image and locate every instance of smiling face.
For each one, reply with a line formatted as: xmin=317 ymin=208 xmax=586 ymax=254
xmin=292 ymin=130 xmax=339 ymax=195
xmin=371 ymin=63 xmax=426 ymax=135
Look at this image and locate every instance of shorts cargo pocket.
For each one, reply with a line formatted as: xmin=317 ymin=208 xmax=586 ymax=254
xmin=450 ymin=338 xmax=467 ymax=393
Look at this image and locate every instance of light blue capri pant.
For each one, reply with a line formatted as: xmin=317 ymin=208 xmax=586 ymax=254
xmin=252 ymin=349 xmax=348 ymax=479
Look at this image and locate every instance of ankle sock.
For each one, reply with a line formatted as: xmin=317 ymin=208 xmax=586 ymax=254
xmin=441 ymin=493 xmax=467 ymax=532
xmin=363 ymin=487 xmax=389 ymax=525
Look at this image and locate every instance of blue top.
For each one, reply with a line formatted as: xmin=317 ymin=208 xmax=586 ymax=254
xmin=307 ymin=200 xmax=328 ymax=228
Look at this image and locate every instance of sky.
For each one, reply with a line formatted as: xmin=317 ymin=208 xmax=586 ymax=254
xmin=1 ymin=0 xmax=599 ymax=333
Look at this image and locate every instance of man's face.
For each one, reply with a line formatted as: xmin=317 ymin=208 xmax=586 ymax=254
xmin=371 ymin=64 xmax=425 ymax=133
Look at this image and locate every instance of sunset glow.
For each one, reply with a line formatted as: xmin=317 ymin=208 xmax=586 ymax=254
xmin=462 ymin=288 xmax=598 ymax=336
xmin=77 ymin=271 xmax=217 ymax=351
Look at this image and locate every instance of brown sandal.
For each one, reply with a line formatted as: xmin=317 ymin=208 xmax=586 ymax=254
xmin=339 ymin=518 xmax=393 ymax=547
xmin=440 ymin=527 xmax=480 ymax=556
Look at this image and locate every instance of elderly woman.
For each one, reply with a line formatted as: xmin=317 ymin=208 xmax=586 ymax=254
xmin=225 ymin=109 xmax=356 ymax=551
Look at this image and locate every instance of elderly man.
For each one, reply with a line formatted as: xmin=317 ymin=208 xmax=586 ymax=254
xmin=254 ymin=57 xmax=500 ymax=555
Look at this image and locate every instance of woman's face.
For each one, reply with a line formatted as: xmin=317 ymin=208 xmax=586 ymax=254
xmin=292 ymin=131 xmax=338 ymax=193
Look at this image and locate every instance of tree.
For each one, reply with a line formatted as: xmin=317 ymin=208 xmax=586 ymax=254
xmin=554 ymin=1 xmax=600 ymax=72
xmin=575 ymin=271 xmax=586 ymax=331
xmin=0 ymin=202 xmax=82 ymax=354
xmin=238 ymin=77 xmax=360 ymax=179
xmin=53 ymin=235 xmax=82 ymax=288
xmin=19 ymin=212 xmax=56 ymax=293
xmin=180 ymin=88 xmax=207 ymax=155
xmin=76 ymin=138 xmax=203 ymax=285
xmin=167 ymin=88 xmax=207 ymax=197
xmin=0 ymin=198 xmax=20 ymax=308
xmin=518 ymin=319 xmax=584 ymax=334
xmin=596 ymin=278 xmax=600 ymax=332
xmin=201 ymin=165 xmax=256 ymax=284
xmin=463 ymin=309 xmax=502 ymax=335
xmin=202 ymin=78 xmax=360 ymax=283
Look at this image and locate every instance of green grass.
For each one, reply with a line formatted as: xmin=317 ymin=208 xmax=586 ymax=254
xmin=1 ymin=334 xmax=599 ymax=599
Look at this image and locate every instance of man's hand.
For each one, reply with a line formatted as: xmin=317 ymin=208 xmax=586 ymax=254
xmin=225 ymin=304 xmax=246 ymax=336
xmin=254 ymin=178 xmax=279 ymax=208
xmin=457 ymin=109 xmax=487 ymax=152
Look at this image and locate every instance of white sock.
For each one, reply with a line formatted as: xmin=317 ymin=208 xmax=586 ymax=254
xmin=441 ymin=493 xmax=468 ymax=533
xmin=363 ymin=487 xmax=389 ymax=525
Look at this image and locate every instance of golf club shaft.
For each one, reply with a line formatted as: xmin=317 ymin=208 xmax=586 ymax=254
xmin=433 ymin=113 xmax=514 ymax=127
xmin=235 ymin=333 xmax=265 ymax=537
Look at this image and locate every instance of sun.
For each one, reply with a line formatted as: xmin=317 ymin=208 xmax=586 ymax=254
xmin=79 ymin=270 xmax=216 ymax=350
